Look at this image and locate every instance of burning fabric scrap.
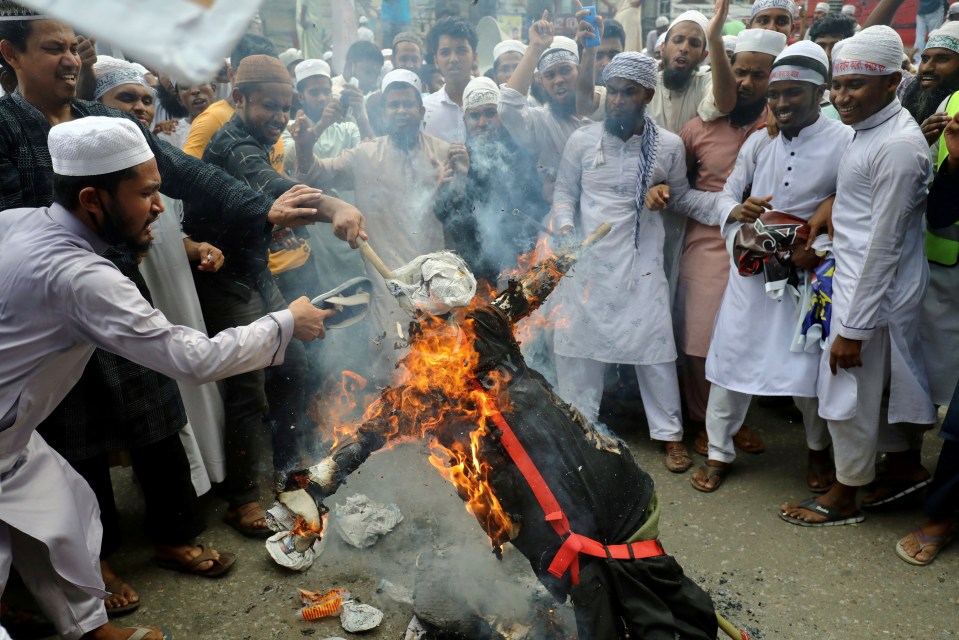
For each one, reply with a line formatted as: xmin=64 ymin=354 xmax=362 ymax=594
xmin=270 ymin=225 xmax=722 ymax=639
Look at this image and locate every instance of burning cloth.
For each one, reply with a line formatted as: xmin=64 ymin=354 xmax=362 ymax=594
xmin=275 ymin=234 xmax=719 ymax=639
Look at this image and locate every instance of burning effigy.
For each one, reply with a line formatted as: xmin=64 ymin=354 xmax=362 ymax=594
xmin=266 ymin=226 xmax=724 ymax=639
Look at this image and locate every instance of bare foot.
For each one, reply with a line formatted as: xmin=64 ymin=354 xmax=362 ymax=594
xmin=224 ymin=501 xmax=269 ymax=534
xmin=83 ymin=622 xmax=165 ymax=640
xmin=898 ymin=518 xmax=955 ymax=563
xmin=690 ymin=460 xmax=730 ymax=493
xmin=100 ymin=560 xmax=139 ymax=613
xmin=154 ymin=544 xmax=220 ymax=572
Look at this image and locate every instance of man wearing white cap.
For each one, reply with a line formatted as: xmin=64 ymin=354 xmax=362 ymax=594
xmin=902 ymin=21 xmax=959 ymax=144
xmin=296 ymin=70 xmax=453 ymax=379
xmin=800 ymin=2 xmax=831 ymax=40
xmin=279 ymin=47 xmax=304 ymax=76
xmin=951 ymin=1 xmax=959 ymax=20
xmin=749 ymin=0 xmax=795 ymax=37
xmin=645 ymin=15 xmax=670 ymax=57
xmin=782 ymin=26 xmax=936 ymax=526
xmin=282 ymin=59 xmax=368 ymax=172
xmin=670 ymin=40 xmax=851 ymax=494
xmin=0 ymin=116 xmax=335 ymax=640
xmin=551 ymin=52 xmax=697 ymax=473
xmin=435 ymin=76 xmax=549 ymax=281
xmin=652 ymin=29 xmax=787 ymax=474
xmin=492 ymin=39 xmax=525 ymax=85
xmin=499 ymin=15 xmax=589 ymax=192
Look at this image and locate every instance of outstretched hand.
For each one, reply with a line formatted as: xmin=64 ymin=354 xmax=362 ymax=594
xmin=529 ymin=11 xmax=555 ymax=51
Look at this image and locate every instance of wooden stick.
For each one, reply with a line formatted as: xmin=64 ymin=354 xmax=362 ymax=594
xmin=716 ymin=612 xmax=749 ymax=639
xmin=356 ymin=238 xmax=395 ymax=280
xmin=581 ymin=223 xmax=612 ymax=249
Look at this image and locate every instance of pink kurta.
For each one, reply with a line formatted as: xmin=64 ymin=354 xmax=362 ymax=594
xmin=676 ymin=109 xmax=768 ymax=358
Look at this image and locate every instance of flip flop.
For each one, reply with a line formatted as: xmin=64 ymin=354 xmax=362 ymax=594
xmin=693 ymin=429 xmax=708 ymax=456
xmin=124 ymin=626 xmax=173 ymax=640
xmin=895 ymin=527 xmax=954 ymax=566
xmin=311 ymin=276 xmax=372 ymax=329
xmin=861 ymin=477 xmax=933 ymax=508
xmin=690 ymin=464 xmax=729 ymax=493
xmin=104 ymin=576 xmax=141 ymax=617
xmin=779 ymin=497 xmax=865 ymax=527
xmin=154 ymin=545 xmax=236 ymax=578
xmin=223 ymin=502 xmax=273 ymax=539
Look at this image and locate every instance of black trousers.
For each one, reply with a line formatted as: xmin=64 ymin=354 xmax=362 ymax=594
xmin=70 ymin=430 xmax=205 ymax=556
xmin=568 ymin=555 xmax=718 ymax=640
xmin=194 ymin=274 xmax=309 ymax=507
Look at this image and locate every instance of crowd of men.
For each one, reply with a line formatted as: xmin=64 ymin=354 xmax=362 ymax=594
xmin=0 ymin=0 xmax=957 ymax=638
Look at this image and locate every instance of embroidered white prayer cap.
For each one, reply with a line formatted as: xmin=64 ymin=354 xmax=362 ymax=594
xmin=750 ymin=0 xmax=794 ymax=20
xmin=770 ymin=40 xmax=830 ymax=84
xmin=49 ymin=116 xmax=154 ymax=177
xmin=655 ymin=15 xmax=670 ymax=27
xmin=925 ymin=21 xmax=959 ymax=54
xmin=295 ymin=59 xmax=332 ymax=87
xmin=493 ymin=39 xmax=526 ymax=62
xmin=832 ymin=25 xmax=903 ymax=77
xmin=380 ymin=68 xmax=422 ymax=93
xmin=815 ymin=2 xmax=830 ymax=12
xmin=841 ymin=4 xmax=856 ymax=15
xmin=463 ymin=76 xmax=499 ymax=110
xmin=735 ymin=28 xmax=787 ymax=57
xmin=537 ymin=36 xmax=580 ymax=72
xmin=93 ymin=57 xmax=152 ymax=100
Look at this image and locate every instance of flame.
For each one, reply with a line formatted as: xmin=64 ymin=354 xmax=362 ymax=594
xmin=309 ymin=370 xmax=372 ymax=449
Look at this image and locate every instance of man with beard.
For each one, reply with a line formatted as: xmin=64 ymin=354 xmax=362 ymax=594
xmin=498 ymin=14 xmax=589 ymax=200
xmin=901 ymin=22 xmax=959 ymax=144
xmin=664 ymin=29 xmax=788 ymax=475
xmin=434 ymin=77 xmax=548 ymax=283
xmin=782 ymin=26 xmax=936 ymax=526
xmin=748 ymin=0 xmax=795 ymax=38
xmin=423 ymin=17 xmax=477 ymax=143
xmin=296 ymin=69 xmax=454 ymax=380
xmin=0 ymin=116 xmax=336 ymax=640
xmin=551 ymin=52 xmax=698 ymax=473
xmin=664 ymin=40 xmax=850 ymax=493
xmin=366 ymin=32 xmax=424 ymax=136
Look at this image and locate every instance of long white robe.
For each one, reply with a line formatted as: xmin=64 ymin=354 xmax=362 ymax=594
xmin=818 ymin=100 xmax=937 ymax=426
xmin=0 ymin=204 xmax=294 ymax=610
xmin=551 ymin=122 xmax=688 ymax=365
xmin=705 ymin=115 xmax=854 ymax=396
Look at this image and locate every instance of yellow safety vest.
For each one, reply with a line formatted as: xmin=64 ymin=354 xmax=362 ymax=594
xmin=926 ymin=91 xmax=959 ymax=267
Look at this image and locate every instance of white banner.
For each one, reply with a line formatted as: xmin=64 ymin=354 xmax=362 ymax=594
xmin=18 ymin=0 xmax=263 ymax=82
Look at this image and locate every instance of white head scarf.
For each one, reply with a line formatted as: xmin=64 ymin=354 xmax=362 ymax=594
xmin=770 ymin=40 xmax=830 ymax=84
xmin=667 ymin=11 xmax=710 ymax=51
xmin=537 ymin=36 xmax=579 ymax=72
xmin=832 ymin=25 xmax=904 ymax=77
xmin=925 ymin=21 xmax=959 ymax=54
xmin=815 ymin=2 xmax=830 ymax=13
xmin=463 ymin=76 xmax=499 ymax=110
xmin=723 ymin=35 xmax=738 ymax=55
xmin=841 ymin=4 xmax=856 ymax=16
xmin=493 ymin=40 xmax=526 ymax=62
xmin=750 ymin=0 xmax=794 ymax=20
xmin=93 ymin=56 xmax=152 ymax=100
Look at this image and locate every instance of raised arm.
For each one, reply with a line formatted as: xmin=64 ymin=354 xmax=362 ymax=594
xmin=707 ymin=0 xmax=736 ymax=115
xmin=574 ymin=4 xmax=602 ymax=118
xmin=507 ymin=11 xmax=554 ymax=96
xmin=864 ymin=0 xmax=907 ymax=27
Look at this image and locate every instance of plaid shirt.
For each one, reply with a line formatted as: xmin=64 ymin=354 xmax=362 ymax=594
xmin=0 ymin=92 xmax=273 ymax=453
xmin=185 ymin=113 xmax=298 ymax=300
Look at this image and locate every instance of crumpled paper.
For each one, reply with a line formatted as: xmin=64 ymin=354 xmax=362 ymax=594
xmin=386 ymin=252 xmax=476 ymax=315
xmin=332 ymin=494 xmax=403 ymax=548
xmin=265 ymin=530 xmax=325 ymax=572
xmin=340 ymin=602 xmax=384 ymax=632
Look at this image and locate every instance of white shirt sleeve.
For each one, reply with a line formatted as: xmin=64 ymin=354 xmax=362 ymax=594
xmin=67 ymin=261 xmax=294 ymax=385
xmin=551 ymin=131 xmax=585 ymax=231
xmin=837 ymin=138 xmax=931 ymax=340
xmin=498 ymin=87 xmax=541 ymax=151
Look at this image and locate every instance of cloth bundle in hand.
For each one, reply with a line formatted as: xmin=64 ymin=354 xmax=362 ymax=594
xmin=733 ymin=210 xmax=814 ymax=300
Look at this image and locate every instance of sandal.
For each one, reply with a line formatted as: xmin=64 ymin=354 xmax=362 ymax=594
xmin=895 ymin=527 xmax=954 ymax=566
xmin=154 ymin=545 xmax=236 ymax=578
xmin=732 ymin=424 xmax=765 ymax=454
xmin=664 ymin=441 xmax=693 ymax=473
xmin=779 ymin=497 xmax=865 ymax=527
xmin=690 ymin=464 xmax=729 ymax=493
xmin=223 ymin=502 xmax=272 ymax=538
xmin=861 ymin=477 xmax=932 ymax=508
xmin=123 ymin=626 xmax=173 ymax=640
xmin=104 ymin=576 xmax=141 ymax=617
xmin=693 ymin=429 xmax=708 ymax=456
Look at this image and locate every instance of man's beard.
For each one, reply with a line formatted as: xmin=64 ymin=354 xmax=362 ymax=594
xmin=604 ymin=106 xmax=646 ymax=137
xmin=99 ymin=201 xmax=153 ymax=257
xmin=548 ymin=94 xmax=577 ymax=118
xmin=663 ymin=64 xmax=695 ymax=92
xmin=903 ymin=75 xmax=959 ymax=124
xmin=728 ymin=96 xmax=767 ymax=127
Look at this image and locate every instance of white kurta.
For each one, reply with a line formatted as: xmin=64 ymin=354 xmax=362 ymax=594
xmin=818 ymin=100 xmax=937 ymax=425
xmin=551 ymin=122 xmax=687 ymax=365
xmin=0 ymin=204 xmax=294 ymax=607
xmin=498 ymin=86 xmax=587 ymax=175
xmin=705 ymin=116 xmax=854 ymax=397
xmin=139 ymin=195 xmax=226 ymax=490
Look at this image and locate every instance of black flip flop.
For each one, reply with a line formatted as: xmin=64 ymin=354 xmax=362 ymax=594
xmin=779 ymin=497 xmax=865 ymax=527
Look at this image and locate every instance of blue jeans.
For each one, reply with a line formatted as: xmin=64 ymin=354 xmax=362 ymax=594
xmin=915 ymin=8 xmax=946 ymax=57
